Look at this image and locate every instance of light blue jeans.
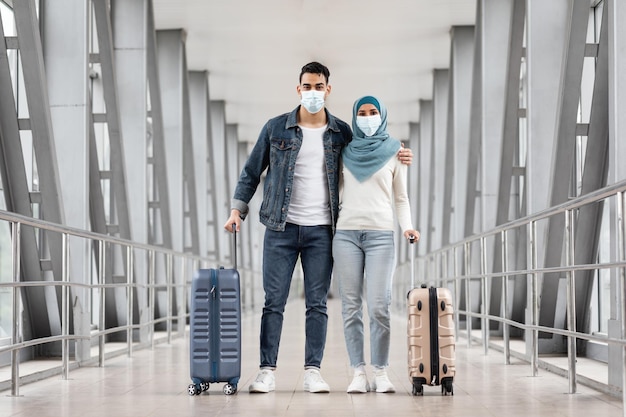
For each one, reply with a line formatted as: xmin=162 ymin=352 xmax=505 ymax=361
xmin=332 ymin=230 xmax=395 ymax=368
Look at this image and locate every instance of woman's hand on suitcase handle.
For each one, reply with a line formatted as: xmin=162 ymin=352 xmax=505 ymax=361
xmin=224 ymin=210 xmax=242 ymax=233
xmin=404 ymin=229 xmax=420 ymax=243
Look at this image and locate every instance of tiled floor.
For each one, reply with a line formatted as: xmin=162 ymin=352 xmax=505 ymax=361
xmin=1 ymin=297 xmax=624 ymax=417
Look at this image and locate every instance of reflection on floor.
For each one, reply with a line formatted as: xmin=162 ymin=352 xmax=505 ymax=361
xmin=1 ymin=297 xmax=623 ymax=417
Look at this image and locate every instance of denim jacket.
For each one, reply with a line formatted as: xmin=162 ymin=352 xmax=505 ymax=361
xmin=231 ymin=106 xmax=352 ymax=232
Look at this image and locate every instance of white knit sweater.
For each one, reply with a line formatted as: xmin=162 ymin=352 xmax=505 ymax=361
xmin=336 ymin=157 xmax=413 ymax=233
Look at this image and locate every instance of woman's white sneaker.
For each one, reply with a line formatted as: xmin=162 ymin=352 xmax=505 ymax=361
xmin=371 ymin=369 xmax=395 ymax=393
xmin=347 ymin=371 xmax=370 ymax=393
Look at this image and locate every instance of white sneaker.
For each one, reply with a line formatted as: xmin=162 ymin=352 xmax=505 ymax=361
xmin=371 ymin=369 xmax=395 ymax=393
xmin=347 ymin=371 xmax=370 ymax=393
xmin=249 ymin=369 xmax=275 ymax=393
xmin=303 ymin=369 xmax=330 ymax=393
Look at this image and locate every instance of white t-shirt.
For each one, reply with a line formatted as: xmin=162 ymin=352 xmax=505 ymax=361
xmin=285 ymin=125 xmax=331 ymax=226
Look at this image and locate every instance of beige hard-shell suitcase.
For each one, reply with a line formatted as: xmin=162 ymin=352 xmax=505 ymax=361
xmin=407 ymin=239 xmax=455 ymax=395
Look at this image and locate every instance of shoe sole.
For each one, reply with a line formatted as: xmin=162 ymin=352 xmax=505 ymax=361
xmin=304 ymin=385 xmax=330 ymax=393
xmin=249 ymin=384 xmax=275 ymax=393
xmin=347 ymin=383 xmax=370 ymax=393
xmin=371 ymin=384 xmax=395 ymax=393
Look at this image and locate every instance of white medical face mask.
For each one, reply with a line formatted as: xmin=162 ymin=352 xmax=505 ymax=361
xmin=356 ymin=114 xmax=382 ymax=137
xmin=300 ymin=90 xmax=325 ymax=114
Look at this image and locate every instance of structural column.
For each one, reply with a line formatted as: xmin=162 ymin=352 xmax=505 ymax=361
xmin=42 ymin=0 xmax=91 ymax=360
xmin=442 ymin=26 xmax=474 ymax=245
xmin=189 ymin=71 xmax=212 ymax=259
xmin=112 ymin=0 xmax=149 ymax=341
xmin=608 ymin=0 xmax=626 ymax=390
xmin=210 ymin=100 xmax=227 ymax=263
xmin=156 ymin=29 xmax=186 ymax=253
xmin=427 ymin=70 xmax=449 ymax=253
xmin=525 ymin=0 xmax=569 ymax=347
xmin=418 ymin=100 xmax=432 ymax=258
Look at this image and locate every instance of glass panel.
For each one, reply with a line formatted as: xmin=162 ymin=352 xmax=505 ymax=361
xmin=0 ymin=221 xmax=13 ymax=341
xmin=0 ymin=3 xmax=16 ymax=36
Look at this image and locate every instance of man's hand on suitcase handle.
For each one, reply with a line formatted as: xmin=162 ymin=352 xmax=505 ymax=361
xmin=224 ymin=209 xmax=242 ymax=233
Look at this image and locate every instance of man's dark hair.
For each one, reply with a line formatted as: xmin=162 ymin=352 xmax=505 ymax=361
xmin=299 ymin=61 xmax=330 ymax=84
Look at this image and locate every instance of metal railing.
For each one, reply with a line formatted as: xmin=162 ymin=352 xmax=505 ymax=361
xmin=0 ymin=209 xmax=212 ymax=396
xmin=2 ymin=180 xmax=626 ymax=409
xmin=396 ymin=179 xmax=626 ymax=412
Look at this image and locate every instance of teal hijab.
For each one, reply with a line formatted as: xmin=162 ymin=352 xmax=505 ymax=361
xmin=342 ymin=95 xmax=401 ymax=182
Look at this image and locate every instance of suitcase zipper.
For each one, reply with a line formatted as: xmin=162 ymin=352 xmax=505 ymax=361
xmin=210 ymin=269 xmax=218 ymax=380
xmin=428 ymin=287 xmax=440 ymax=385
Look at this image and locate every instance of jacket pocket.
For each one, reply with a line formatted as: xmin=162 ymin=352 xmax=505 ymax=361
xmin=269 ymin=137 xmax=295 ymax=168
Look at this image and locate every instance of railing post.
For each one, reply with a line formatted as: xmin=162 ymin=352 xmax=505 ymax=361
xmin=11 ymin=222 xmax=21 ymax=397
xmin=616 ymin=191 xmax=626 ymax=412
xmin=529 ymin=220 xmax=539 ymax=377
xmin=453 ymin=245 xmax=460 ymax=342
xmin=481 ymin=236 xmax=489 ymax=354
xmin=442 ymin=251 xmax=448 ymax=289
xmin=180 ymin=256 xmax=187 ymax=337
xmin=61 ymin=233 xmax=69 ymax=380
xmin=149 ymin=249 xmax=156 ymax=349
xmin=127 ymin=245 xmax=134 ymax=357
xmin=167 ymin=253 xmax=173 ymax=343
xmin=502 ymin=229 xmax=510 ymax=365
xmin=98 ymin=239 xmax=106 ymax=367
xmin=565 ymin=209 xmax=577 ymax=394
xmin=464 ymin=241 xmax=472 ymax=347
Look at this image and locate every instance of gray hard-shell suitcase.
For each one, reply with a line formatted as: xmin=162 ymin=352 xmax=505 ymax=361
xmin=406 ymin=238 xmax=455 ymax=396
xmin=188 ymin=228 xmax=241 ymax=396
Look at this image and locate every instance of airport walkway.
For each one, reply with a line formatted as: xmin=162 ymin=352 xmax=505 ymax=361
xmin=2 ymin=297 xmax=623 ymax=417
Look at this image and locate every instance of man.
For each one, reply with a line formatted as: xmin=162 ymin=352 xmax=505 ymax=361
xmin=223 ymin=62 xmax=412 ymax=393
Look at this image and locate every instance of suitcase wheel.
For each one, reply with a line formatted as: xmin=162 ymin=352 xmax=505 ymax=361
xmin=441 ymin=380 xmax=454 ymax=396
xmin=188 ymin=383 xmax=201 ymax=396
xmin=200 ymin=382 xmax=210 ymax=392
xmin=412 ymin=383 xmax=423 ymax=396
xmin=223 ymin=383 xmax=237 ymax=395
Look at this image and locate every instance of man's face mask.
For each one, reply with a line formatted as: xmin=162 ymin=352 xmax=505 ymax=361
xmin=356 ymin=115 xmax=382 ymax=137
xmin=300 ymin=90 xmax=325 ymax=114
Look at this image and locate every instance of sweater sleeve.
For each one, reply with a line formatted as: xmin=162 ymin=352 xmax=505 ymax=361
xmin=392 ymin=158 xmax=414 ymax=233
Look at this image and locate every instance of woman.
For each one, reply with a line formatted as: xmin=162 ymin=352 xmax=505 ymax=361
xmin=332 ymin=95 xmax=420 ymax=394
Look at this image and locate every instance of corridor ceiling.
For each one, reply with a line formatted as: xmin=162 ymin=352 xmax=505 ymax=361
xmin=152 ymin=0 xmax=477 ymax=142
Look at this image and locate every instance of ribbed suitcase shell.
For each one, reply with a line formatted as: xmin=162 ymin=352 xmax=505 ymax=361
xmin=188 ymin=267 xmax=241 ymax=395
xmin=407 ymin=286 xmax=455 ymax=395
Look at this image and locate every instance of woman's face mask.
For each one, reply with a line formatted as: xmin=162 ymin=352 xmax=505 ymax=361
xmin=356 ymin=115 xmax=382 ymax=137
xmin=300 ymin=90 xmax=325 ymax=114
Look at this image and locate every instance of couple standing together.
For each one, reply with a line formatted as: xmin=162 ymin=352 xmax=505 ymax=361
xmin=223 ymin=61 xmax=419 ymax=394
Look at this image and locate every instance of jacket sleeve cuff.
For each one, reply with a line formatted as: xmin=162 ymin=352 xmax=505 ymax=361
xmin=231 ymin=199 xmax=249 ymax=220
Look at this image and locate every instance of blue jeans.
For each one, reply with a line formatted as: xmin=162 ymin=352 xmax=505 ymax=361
xmin=260 ymin=223 xmax=333 ymax=369
xmin=332 ymin=230 xmax=395 ymax=368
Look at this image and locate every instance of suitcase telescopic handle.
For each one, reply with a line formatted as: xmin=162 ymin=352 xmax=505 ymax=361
xmin=231 ymin=223 xmax=237 ymax=270
xmin=409 ymin=235 xmax=416 ymax=289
